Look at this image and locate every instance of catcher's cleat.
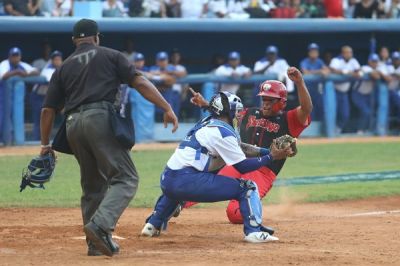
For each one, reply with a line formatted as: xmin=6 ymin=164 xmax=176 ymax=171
xmin=172 ymin=202 xmax=184 ymax=218
xmin=244 ymin=232 xmax=279 ymax=243
xmin=260 ymin=225 xmax=275 ymax=235
xmin=141 ymin=223 xmax=160 ymax=237
xmin=84 ymin=221 xmax=114 ymax=257
xmin=87 ymin=239 xmax=120 ymax=256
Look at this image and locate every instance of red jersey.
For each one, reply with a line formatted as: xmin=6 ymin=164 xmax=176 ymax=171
xmin=238 ymin=107 xmax=310 ymax=175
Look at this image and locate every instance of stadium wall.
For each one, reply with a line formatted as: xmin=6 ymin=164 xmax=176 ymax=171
xmin=1 ymin=18 xmax=400 ymax=73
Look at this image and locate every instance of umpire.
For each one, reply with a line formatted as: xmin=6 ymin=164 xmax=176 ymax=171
xmin=39 ymin=19 xmax=178 ymax=256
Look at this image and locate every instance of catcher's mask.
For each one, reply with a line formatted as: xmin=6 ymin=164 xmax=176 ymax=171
xmin=208 ymin=91 xmax=243 ymax=128
xmin=258 ymin=80 xmax=287 ymax=113
xmin=20 ymin=153 xmax=56 ymax=192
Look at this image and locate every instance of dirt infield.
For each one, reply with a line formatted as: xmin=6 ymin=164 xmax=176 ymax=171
xmin=1 ymin=136 xmax=399 ymax=156
xmin=1 ymin=196 xmax=399 ymax=266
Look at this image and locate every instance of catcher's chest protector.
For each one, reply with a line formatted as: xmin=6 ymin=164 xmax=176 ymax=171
xmin=239 ymin=108 xmax=289 ymax=175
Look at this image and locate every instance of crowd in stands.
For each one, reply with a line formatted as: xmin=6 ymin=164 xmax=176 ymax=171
xmin=0 ymin=41 xmax=400 ymax=145
xmin=0 ymin=0 xmax=399 ymax=18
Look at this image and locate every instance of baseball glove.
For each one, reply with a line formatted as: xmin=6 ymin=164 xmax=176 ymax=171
xmin=273 ymin=134 xmax=297 ymax=157
xmin=20 ymin=153 xmax=56 ymax=192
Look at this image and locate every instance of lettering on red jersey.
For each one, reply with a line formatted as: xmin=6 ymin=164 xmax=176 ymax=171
xmin=245 ymin=115 xmax=280 ymax=133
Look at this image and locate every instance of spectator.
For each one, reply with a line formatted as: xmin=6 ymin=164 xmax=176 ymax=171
xmin=293 ymin=0 xmax=306 ymax=17
xmin=215 ymin=51 xmax=252 ymax=94
xmin=52 ymin=0 xmax=72 ymax=16
xmin=145 ymin=0 xmax=166 ymax=17
xmin=132 ymin=53 xmax=149 ymax=73
xmin=329 ymin=45 xmax=361 ymax=134
xmin=40 ymin=0 xmax=56 ymax=16
xmin=300 ymin=0 xmax=326 ymax=18
xmin=0 ymin=47 xmax=39 ymax=145
xmin=127 ymin=53 xmax=156 ymax=142
xmin=210 ymin=53 xmax=226 ymax=73
xmin=180 ymin=0 xmax=207 ymax=18
xmin=165 ymin=0 xmax=180 ymax=17
xmin=378 ymin=46 xmax=391 ymax=66
xmin=31 ymin=42 xmax=52 ymax=72
xmin=343 ymin=0 xmax=358 ymax=18
xmin=254 ymin=45 xmax=293 ymax=92
xmin=122 ymin=38 xmax=136 ymax=59
xmin=353 ymin=0 xmax=385 ymax=18
xmin=270 ymin=0 xmax=296 ymax=18
xmin=243 ymin=0 xmax=272 ymax=18
xmin=30 ymin=50 xmax=62 ymax=140
xmin=169 ymin=49 xmax=187 ymax=118
xmin=352 ymin=53 xmax=391 ymax=134
xmin=300 ymin=43 xmax=330 ymax=121
xmin=387 ymin=0 xmax=400 ymax=18
xmin=4 ymin=0 xmax=32 ymax=16
xmin=226 ymin=0 xmax=250 ymax=19
xmin=149 ymin=51 xmax=178 ymax=120
xmin=324 ymin=0 xmax=343 ymax=17
xmin=207 ymin=0 xmax=228 ymax=18
xmin=129 ymin=0 xmax=145 ymax=17
xmin=103 ymin=0 xmax=126 ymax=17
xmin=387 ymin=52 xmax=400 ymax=123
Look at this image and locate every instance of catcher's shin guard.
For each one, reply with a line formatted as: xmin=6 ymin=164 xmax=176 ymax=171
xmin=239 ymin=179 xmax=262 ymax=227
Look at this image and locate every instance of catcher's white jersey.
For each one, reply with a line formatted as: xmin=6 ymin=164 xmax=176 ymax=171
xmin=167 ymin=118 xmax=246 ymax=172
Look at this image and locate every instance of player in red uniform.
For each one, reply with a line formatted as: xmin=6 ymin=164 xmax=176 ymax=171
xmin=188 ymin=67 xmax=312 ymax=224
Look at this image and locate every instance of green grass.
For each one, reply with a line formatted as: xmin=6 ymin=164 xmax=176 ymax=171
xmin=0 ymin=142 xmax=399 ymax=208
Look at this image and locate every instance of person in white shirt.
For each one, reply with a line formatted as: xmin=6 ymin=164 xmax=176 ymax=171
xmin=329 ymin=45 xmax=361 ymax=133
xmin=215 ymin=51 xmax=252 ymax=94
xmin=253 ymin=45 xmax=294 ymax=93
xmin=387 ymin=52 xmax=400 ymax=124
xmin=180 ymin=0 xmax=208 ymax=18
xmin=0 ymin=47 xmax=39 ymax=145
xmin=30 ymin=51 xmax=63 ymax=140
xmin=207 ymin=0 xmax=228 ymax=17
xmin=31 ymin=42 xmax=52 ymax=72
xmin=102 ymin=0 xmax=126 ymax=17
xmin=352 ymin=53 xmax=390 ymax=134
xmin=140 ymin=91 xmax=291 ymax=243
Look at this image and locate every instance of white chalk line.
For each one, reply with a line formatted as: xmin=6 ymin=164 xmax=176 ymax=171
xmin=339 ymin=210 xmax=400 ymax=217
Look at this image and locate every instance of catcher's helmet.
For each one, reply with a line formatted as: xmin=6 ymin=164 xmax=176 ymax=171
xmin=209 ymin=91 xmax=243 ymax=123
xmin=257 ymin=80 xmax=288 ymax=113
xmin=20 ymin=153 xmax=56 ymax=192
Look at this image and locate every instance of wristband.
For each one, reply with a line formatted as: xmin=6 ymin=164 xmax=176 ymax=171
xmin=259 ymin=148 xmax=270 ymax=157
xmin=41 ymin=144 xmax=51 ymax=148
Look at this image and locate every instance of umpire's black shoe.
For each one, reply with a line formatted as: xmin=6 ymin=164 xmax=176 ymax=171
xmin=84 ymin=221 xmax=114 ymax=257
xmin=87 ymin=239 xmax=120 ymax=256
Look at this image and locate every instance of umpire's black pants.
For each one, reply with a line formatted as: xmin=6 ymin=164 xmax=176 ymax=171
xmin=66 ymin=101 xmax=138 ymax=233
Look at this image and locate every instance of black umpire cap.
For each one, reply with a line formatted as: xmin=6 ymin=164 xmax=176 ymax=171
xmin=73 ymin=19 xmax=99 ymax=39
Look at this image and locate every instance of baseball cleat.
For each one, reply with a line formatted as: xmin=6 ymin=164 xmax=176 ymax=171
xmin=141 ymin=223 xmax=160 ymax=237
xmin=244 ymin=232 xmax=279 ymax=243
xmin=84 ymin=221 xmax=114 ymax=257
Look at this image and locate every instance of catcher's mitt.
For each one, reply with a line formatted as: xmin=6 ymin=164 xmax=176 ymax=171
xmin=20 ymin=153 xmax=56 ymax=192
xmin=274 ymin=134 xmax=297 ymax=157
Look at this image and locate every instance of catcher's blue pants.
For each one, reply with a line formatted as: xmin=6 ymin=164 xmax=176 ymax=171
xmin=148 ymin=167 xmax=263 ymax=235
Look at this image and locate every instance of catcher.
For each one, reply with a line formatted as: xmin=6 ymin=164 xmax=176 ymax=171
xmin=187 ymin=66 xmax=312 ymax=224
xmin=141 ymin=92 xmax=293 ymax=243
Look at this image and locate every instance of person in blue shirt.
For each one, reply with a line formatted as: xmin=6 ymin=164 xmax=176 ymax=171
xmin=149 ymin=51 xmax=179 ymax=121
xmin=300 ymin=43 xmax=330 ymax=121
xmin=0 ymin=47 xmax=39 ymax=145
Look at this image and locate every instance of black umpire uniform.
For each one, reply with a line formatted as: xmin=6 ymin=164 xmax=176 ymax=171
xmin=41 ymin=19 xmax=178 ymax=257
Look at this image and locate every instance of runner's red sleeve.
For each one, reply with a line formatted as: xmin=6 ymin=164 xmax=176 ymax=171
xmin=287 ymin=108 xmax=311 ymax=137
